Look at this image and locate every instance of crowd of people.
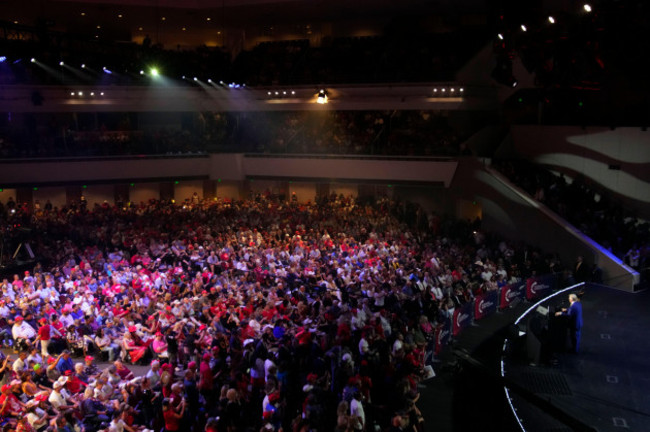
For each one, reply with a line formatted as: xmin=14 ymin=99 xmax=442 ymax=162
xmin=0 ymin=110 xmax=471 ymax=159
xmin=0 ymin=193 xmax=564 ymax=432
xmin=494 ymin=159 xmax=649 ymax=272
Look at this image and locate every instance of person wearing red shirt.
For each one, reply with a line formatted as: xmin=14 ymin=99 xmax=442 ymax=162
xmin=36 ymin=317 xmax=60 ymax=358
xmin=0 ymin=383 xmax=25 ymax=418
xmin=162 ymin=397 xmax=186 ymax=432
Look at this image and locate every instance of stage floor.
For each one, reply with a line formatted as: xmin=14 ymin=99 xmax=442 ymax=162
xmin=418 ymin=284 xmax=650 ymax=432
xmin=504 ymin=284 xmax=650 ymax=432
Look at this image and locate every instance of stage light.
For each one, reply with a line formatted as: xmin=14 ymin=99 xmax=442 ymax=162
xmin=78 ymin=91 xmax=83 ymax=96
xmin=59 ymin=61 xmax=64 ymax=66
xmin=511 ymin=80 xmax=518 ymax=88
xmin=30 ymin=58 xmax=36 ymax=63
xmin=316 ymin=89 xmax=328 ymax=104
xmin=520 ymin=24 xmax=527 ymax=32
xmin=291 ymin=90 xmax=295 ymax=95
xmin=460 ymin=88 xmax=464 ymax=92
xmin=182 ymin=75 xmax=186 ymax=80
xmin=548 ymin=16 xmax=555 ymax=24
xmin=0 ymin=56 xmax=6 ymax=63
xmin=282 ymin=91 xmax=286 ymax=95
xmin=150 ymin=68 xmax=159 ymax=77
xmin=275 ymin=91 xmax=279 ymax=95
xmin=584 ymin=4 xmax=592 ymax=12
xmin=81 ymin=64 xmax=86 ymax=68
xmin=450 ymin=88 xmax=455 ymax=93
xmin=207 ymin=79 xmax=212 ymax=83
xmin=441 ymin=88 xmax=446 ymax=93
xmin=219 ymin=80 xmax=224 ymax=85
xmin=103 ymin=67 xmax=112 ymax=74
xmin=193 ymin=77 xmax=198 ymax=81
xmin=90 ymin=92 xmax=94 ymax=96
xmin=70 ymin=92 xmax=75 ymax=96
xmin=140 ymin=70 xmax=144 ymax=75
xmin=498 ymin=33 xmax=504 ymax=40
xmin=267 ymin=91 xmax=272 ymax=95
xmin=100 ymin=92 xmax=104 ymax=96
xmin=433 ymin=88 xmax=438 ymax=93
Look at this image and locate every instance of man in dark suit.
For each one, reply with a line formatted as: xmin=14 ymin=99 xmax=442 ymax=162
xmin=555 ymin=293 xmax=583 ymax=353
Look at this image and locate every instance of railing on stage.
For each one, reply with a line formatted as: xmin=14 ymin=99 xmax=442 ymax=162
xmin=499 ymin=281 xmax=587 ymax=432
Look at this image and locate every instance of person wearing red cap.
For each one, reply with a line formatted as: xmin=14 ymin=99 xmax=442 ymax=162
xmin=122 ymin=327 xmax=147 ymax=364
xmin=152 ymin=331 xmax=169 ymax=362
xmin=11 ymin=315 xmax=36 ymax=352
xmin=0 ymin=381 xmax=25 ymax=418
xmin=35 ymin=316 xmax=60 ymax=359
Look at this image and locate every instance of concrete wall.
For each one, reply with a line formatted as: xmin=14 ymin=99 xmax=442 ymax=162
xmin=130 ymin=183 xmax=160 ymax=205
xmin=216 ymin=181 xmax=241 ymax=201
xmin=174 ymin=180 xmax=204 ymax=203
xmin=83 ymin=185 xmax=115 ymax=207
xmin=33 ymin=187 xmax=66 ymax=209
xmin=289 ymin=182 xmax=317 ymax=203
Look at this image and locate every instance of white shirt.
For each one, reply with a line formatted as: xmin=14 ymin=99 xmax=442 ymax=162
xmin=12 ymin=321 xmax=36 ymax=340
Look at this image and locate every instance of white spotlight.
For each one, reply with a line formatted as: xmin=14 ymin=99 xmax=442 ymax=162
xmin=291 ymin=90 xmax=295 ymax=95
xmin=30 ymin=58 xmax=36 ymax=63
xmin=460 ymin=88 xmax=464 ymax=92
xmin=267 ymin=91 xmax=272 ymax=96
xmin=193 ymin=77 xmax=198 ymax=81
xmin=497 ymin=33 xmax=504 ymax=40
xmin=520 ymin=24 xmax=527 ymax=32
xmin=208 ymin=79 xmax=212 ymax=83
xmin=548 ymin=16 xmax=555 ymax=24
xmin=81 ymin=64 xmax=85 ymax=68
xmin=100 ymin=92 xmax=104 ymax=96
xmin=140 ymin=70 xmax=145 ymax=75
xmin=583 ymin=4 xmax=592 ymax=12
xmin=78 ymin=91 xmax=83 ymax=96
xmin=90 ymin=92 xmax=94 ymax=96
xmin=59 ymin=61 xmax=64 ymax=66
xmin=70 ymin=92 xmax=75 ymax=96
xmin=433 ymin=88 xmax=438 ymax=93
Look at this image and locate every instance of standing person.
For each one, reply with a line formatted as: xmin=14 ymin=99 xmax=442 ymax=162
xmin=555 ymin=293 xmax=583 ymax=353
xmin=35 ymin=317 xmax=59 ymax=359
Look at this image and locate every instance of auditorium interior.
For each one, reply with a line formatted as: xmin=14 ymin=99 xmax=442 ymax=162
xmin=0 ymin=0 xmax=649 ymax=431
